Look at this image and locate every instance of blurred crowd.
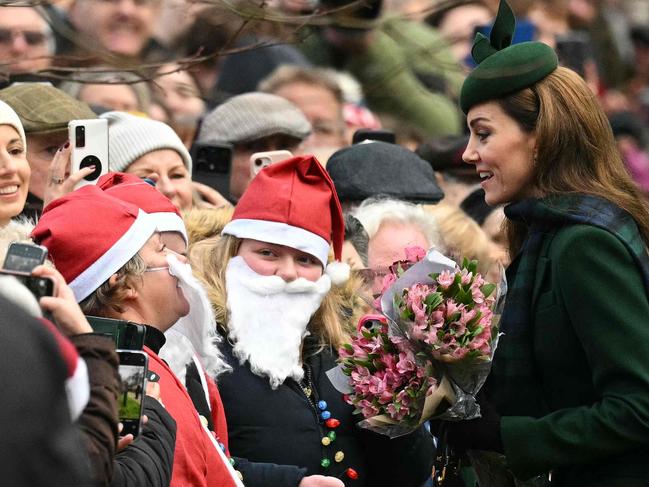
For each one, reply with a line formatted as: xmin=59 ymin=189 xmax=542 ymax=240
xmin=1 ymin=0 xmax=648 ymax=485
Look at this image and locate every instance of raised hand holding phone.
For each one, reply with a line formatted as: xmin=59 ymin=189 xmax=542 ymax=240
xmin=43 ymin=142 xmax=95 ymax=207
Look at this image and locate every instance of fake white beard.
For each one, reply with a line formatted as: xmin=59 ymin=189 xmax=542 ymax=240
xmin=160 ymin=255 xmax=231 ymax=384
xmin=225 ymin=256 xmax=332 ymax=389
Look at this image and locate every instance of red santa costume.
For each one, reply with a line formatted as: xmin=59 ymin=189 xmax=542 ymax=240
xmin=31 ymin=185 xmax=241 ymax=487
xmin=98 ymin=172 xmax=232 ymax=451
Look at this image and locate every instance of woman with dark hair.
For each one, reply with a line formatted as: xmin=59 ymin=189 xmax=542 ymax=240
xmin=446 ymin=1 xmax=649 ymax=485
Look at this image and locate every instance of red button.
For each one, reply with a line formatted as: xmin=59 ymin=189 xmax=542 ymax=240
xmin=345 ymin=468 xmax=358 ymax=480
xmin=325 ymin=418 xmax=340 ymax=429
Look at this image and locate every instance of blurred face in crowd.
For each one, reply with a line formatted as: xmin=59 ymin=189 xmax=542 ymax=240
xmin=78 ymin=83 xmax=139 ymax=112
xmin=0 ymin=125 xmax=30 ymax=226
xmin=154 ymin=65 xmax=205 ymax=122
xmin=0 ymin=7 xmax=53 ymax=74
xmin=463 ymin=101 xmax=537 ymax=206
xmin=126 ymin=149 xmax=193 ymax=210
xmin=367 ymin=220 xmax=429 ymax=294
xmin=271 ymin=82 xmax=346 ymax=150
xmin=26 ymin=131 xmax=67 ymax=200
xmin=131 ymin=232 xmax=190 ymax=331
xmin=231 ymin=134 xmax=302 ymax=201
xmin=237 ymin=238 xmax=323 ymax=283
xmin=437 ymin=4 xmax=492 ymax=65
xmin=69 ymin=0 xmax=160 ymax=57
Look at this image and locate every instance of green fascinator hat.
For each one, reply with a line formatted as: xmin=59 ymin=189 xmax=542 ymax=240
xmin=459 ymin=0 xmax=558 ymax=114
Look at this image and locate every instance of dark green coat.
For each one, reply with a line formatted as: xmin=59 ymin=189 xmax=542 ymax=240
xmin=499 ymin=224 xmax=649 ymax=485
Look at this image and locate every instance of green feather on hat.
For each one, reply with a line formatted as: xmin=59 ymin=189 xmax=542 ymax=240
xmin=459 ymin=0 xmax=558 ymax=114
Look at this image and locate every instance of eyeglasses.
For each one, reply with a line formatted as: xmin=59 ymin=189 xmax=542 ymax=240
xmin=144 ymin=266 xmax=170 ymax=273
xmin=357 ymin=260 xmax=415 ymax=285
xmin=0 ymin=28 xmax=48 ymax=46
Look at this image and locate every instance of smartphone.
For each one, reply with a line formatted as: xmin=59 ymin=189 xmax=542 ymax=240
xmin=86 ymin=316 xmax=146 ymax=350
xmin=0 ymin=269 xmax=55 ymax=299
xmin=352 ymin=129 xmax=396 ymax=145
xmin=555 ymin=32 xmax=592 ymax=79
xmin=190 ymin=142 xmax=233 ymax=199
xmin=68 ymin=119 xmax=109 ymax=189
xmin=117 ymin=349 xmax=148 ymax=437
xmin=250 ymin=150 xmax=293 ymax=176
xmin=2 ymin=242 xmax=48 ymax=272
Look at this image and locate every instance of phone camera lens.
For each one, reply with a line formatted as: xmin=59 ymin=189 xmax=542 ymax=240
xmin=75 ymin=126 xmax=86 ymax=148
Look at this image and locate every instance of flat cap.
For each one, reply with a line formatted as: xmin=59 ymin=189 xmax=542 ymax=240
xmin=459 ymin=0 xmax=558 ymax=114
xmin=327 ymin=141 xmax=444 ymax=204
xmin=0 ymin=83 xmax=96 ymax=134
xmin=197 ymin=92 xmax=311 ymax=145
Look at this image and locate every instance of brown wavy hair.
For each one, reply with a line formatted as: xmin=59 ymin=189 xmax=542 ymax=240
xmin=190 ymin=234 xmax=350 ymax=350
xmin=496 ymin=67 xmax=649 ymax=255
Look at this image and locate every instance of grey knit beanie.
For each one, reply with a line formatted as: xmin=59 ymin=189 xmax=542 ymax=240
xmin=197 ymin=92 xmax=311 ymax=145
xmin=101 ymin=111 xmax=192 ymax=173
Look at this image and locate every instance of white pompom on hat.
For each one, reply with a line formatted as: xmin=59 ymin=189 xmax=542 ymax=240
xmin=221 ymin=155 xmax=350 ymax=284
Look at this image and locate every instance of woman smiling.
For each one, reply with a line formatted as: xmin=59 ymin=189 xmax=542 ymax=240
xmin=0 ymin=100 xmax=30 ymax=229
xmin=445 ymin=1 xmax=649 ymax=485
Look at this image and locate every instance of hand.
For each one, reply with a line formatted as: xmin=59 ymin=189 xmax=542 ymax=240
xmin=33 ymin=265 xmax=93 ymax=335
xmin=445 ymin=396 xmax=503 ymax=453
xmin=192 ymin=181 xmax=231 ymax=208
xmin=146 ymin=381 xmax=162 ymax=404
xmin=298 ymin=475 xmax=345 ymax=487
xmin=43 ymin=142 xmax=95 ymax=208
xmin=117 ymin=415 xmax=149 ymax=451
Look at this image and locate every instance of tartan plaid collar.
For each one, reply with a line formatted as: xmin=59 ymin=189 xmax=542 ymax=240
xmin=487 ymin=194 xmax=649 ymax=416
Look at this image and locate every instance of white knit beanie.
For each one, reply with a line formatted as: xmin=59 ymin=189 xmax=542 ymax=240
xmin=0 ymin=100 xmax=26 ymax=150
xmin=101 ymin=111 xmax=192 ymax=173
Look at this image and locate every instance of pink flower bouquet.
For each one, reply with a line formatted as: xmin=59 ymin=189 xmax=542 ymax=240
xmin=337 ymin=247 xmax=504 ymax=437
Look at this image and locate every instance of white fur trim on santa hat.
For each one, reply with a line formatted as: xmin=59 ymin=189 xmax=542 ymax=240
xmin=222 ymin=218 xmax=331 ymax=267
xmin=325 ymin=261 xmax=350 ymax=285
xmin=150 ymin=212 xmax=188 ymax=245
xmin=70 ymin=209 xmax=157 ymax=302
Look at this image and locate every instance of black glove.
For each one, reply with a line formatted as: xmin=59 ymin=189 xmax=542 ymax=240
xmin=445 ymin=397 xmax=504 ymax=453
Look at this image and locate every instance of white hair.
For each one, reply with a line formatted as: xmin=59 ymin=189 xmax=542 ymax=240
xmin=352 ymin=197 xmax=443 ymax=251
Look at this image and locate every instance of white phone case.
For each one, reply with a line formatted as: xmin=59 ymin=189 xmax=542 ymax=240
xmin=68 ymin=118 xmax=109 ymax=189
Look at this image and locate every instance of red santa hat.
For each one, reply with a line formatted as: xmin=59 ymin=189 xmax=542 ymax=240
xmin=221 ymin=155 xmax=349 ymax=284
xmin=98 ymin=172 xmax=188 ymax=245
xmin=31 ymin=185 xmax=157 ymax=302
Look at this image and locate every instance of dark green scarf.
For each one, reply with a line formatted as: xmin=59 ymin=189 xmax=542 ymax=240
xmin=487 ymin=194 xmax=649 ymax=416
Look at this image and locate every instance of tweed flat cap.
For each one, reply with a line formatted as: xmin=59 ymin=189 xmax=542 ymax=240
xmin=459 ymin=0 xmax=558 ymax=113
xmin=327 ymin=141 xmax=444 ymax=204
xmin=0 ymin=83 xmax=96 ymax=134
xmin=197 ymin=92 xmax=311 ymax=145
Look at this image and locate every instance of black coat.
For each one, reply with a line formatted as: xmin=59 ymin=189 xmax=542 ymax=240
xmin=0 ymin=297 xmax=91 ymax=486
xmin=218 ymin=336 xmax=435 ymax=487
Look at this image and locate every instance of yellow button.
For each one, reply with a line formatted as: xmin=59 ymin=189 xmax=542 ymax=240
xmin=335 ymin=451 xmax=345 ymax=463
xmin=322 ymin=437 xmax=331 ymax=446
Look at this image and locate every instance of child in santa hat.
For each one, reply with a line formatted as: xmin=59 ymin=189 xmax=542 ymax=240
xmin=191 ymin=155 xmax=434 ymax=487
